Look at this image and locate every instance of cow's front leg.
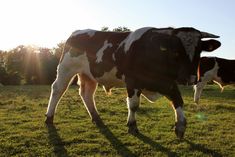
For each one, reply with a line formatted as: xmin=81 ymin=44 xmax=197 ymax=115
xmin=126 ymin=88 xmax=141 ymax=134
xmin=173 ymin=106 xmax=187 ymax=139
xmin=193 ymin=82 xmax=205 ymax=105
xmin=165 ymin=84 xmax=187 ymax=139
xmin=78 ymin=74 xmax=100 ymax=125
xmin=45 ymin=65 xmax=77 ymax=125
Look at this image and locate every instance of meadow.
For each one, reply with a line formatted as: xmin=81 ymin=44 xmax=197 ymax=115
xmin=0 ymin=85 xmax=234 ymax=156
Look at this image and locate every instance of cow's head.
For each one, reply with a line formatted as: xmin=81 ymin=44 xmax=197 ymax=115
xmin=174 ymin=27 xmax=221 ymax=85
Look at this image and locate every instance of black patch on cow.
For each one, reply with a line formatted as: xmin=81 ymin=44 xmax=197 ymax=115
xmin=87 ymin=32 xmax=130 ymax=78
xmin=122 ymin=29 xmax=189 ymax=87
xmin=115 ymin=41 xmax=128 ymax=79
xmin=125 ymin=75 xmax=184 ymax=108
xmin=199 ymin=57 xmax=216 ymax=77
xmin=216 ymin=57 xmax=235 ymax=83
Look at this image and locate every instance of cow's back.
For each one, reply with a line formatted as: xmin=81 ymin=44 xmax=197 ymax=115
xmin=62 ymin=30 xmax=131 ymax=89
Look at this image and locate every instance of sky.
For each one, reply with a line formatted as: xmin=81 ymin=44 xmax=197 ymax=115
xmin=0 ymin=0 xmax=234 ymax=59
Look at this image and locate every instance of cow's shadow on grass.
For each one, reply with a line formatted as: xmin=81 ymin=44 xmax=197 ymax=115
xmin=97 ymin=119 xmax=178 ymax=157
xmin=46 ymin=125 xmax=68 ymax=157
xmin=184 ymin=139 xmax=223 ymax=157
xmin=96 ymin=120 xmax=137 ymax=157
xmin=133 ymin=133 xmax=178 ymax=157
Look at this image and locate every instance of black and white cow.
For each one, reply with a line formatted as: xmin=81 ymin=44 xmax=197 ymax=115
xmin=45 ymin=27 xmax=221 ymax=138
xmin=194 ymin=57 xmax=235 ymax=104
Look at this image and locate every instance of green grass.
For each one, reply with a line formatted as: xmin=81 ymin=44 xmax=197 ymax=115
xmin=0 ymin=85 xmax=234 ymax=156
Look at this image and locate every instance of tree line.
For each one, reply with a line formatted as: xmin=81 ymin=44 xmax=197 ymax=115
xmin=0 ymin=27 xmax=130 ymax=85
xmin=0 ymin=43 xmax=63 ymax=85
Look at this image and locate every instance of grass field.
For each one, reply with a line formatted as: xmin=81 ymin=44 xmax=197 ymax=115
xmin=0 ymin=85 xmax=234 ymax=156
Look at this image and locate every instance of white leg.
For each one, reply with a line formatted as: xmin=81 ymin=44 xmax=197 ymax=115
xmin=78 ymin=74 xmax=100 ymax=123
xmin=194 ymin=80 xmax=208 ymax=105
xmin=173 ymin=106 xmax=187 ymax=138
xmin=194 ymin=66 xmax=217 ymax=104
xmin=127 ymin=89 xmax=140 ymax=134
xmin=45 ymin=64 xmax=76 ymax=124
xmin=174 ymin=107 xmax=185 ymax=123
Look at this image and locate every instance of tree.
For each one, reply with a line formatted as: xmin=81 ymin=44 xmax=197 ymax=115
xmin=101 ymin=26 xmax=109 ymax=32
xmin=101 ymin=26 xmax=131 ymax=32
xmin=112 ymin=26 xmax=130 ymax=32
xmin=4 ymin=46 xmax=25 ymax=74
xmin=0 ymin=66 xmax=7 ymax=84
xmin=39 ymin=47 xmax=59 ymax=84
xmin=52 ymin=42 xmax=65 ymax=60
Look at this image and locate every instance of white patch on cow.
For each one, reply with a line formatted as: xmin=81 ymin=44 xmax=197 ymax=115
xmin=96 ymin=67 xmax=125 ymax=91
xmin=127 ymin=89 xmax=140 ymax=123
xmin=96 ymin=40 xmax=113 ymax=63
xmin=112 ymin=53 xmax=116 ymax=61
xmin=119 ymin=27 xmax=154 ymax=52
xmin=118 ymin=39 xmax=126 ymax=50
xmin=174 ymin=107 xmax=185 ymax=122
xmin=176 ymin=32 xmax=200 ymax=61
xmin=127 ymin=89 xmax=139 ymax=104
xmin=62 ymin=52 xmax=95 ymax=80
xmin=210 ymin=61 xmax=224 ymax=90
xmin=141 ymin=90 xmax=162 ymax=103
xmin=71 ymin=29 xmax=97 ymax=38
xmin=46 ymin=52 xmax=96 ymax=117
xmin=203 ymin=61 xmax=219 ymax=81
xmin=193 ymin=61 xmax=219 ymax=104
xmin=193 ymin=81 xmax=205 ymax=104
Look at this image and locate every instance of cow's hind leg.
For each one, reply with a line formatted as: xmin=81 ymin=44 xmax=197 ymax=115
xmin=78 ymin=74 xmax=100 ymax=124
xmin=45 ymin=65 xmax=77 ymax=125
xmin=126 ymin=88 xmax=141 ymax=134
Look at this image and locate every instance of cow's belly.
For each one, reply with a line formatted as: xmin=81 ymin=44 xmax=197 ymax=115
xmin=213 ymin=75 xmax=235 ymax=87
xmin=95 ymin=67 xmax=125 ymax=91
xmin=93 ymin=67 xmax=163 ymax=101
xmin=141 ymin=90 xmax=162 ymax=103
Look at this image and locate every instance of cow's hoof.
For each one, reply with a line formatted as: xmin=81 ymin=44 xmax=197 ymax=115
xmin=194 ymin=100 xmax=199 ymax=105
xmin=45 ymin=116 xmax=54 ymax=125
xmin=128 ymin=127 xmax=139 ymax=135
xmin=127 ymin=121 xmax=139 ymax=135
xmin=92 ymin=116 xmax=102 ymax=126
xmin=174 ymin=119 xmax=187 ymax=139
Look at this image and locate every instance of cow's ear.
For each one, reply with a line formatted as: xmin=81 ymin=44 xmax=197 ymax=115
xmin=202 ymin=39 xmax=221 ymax=52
